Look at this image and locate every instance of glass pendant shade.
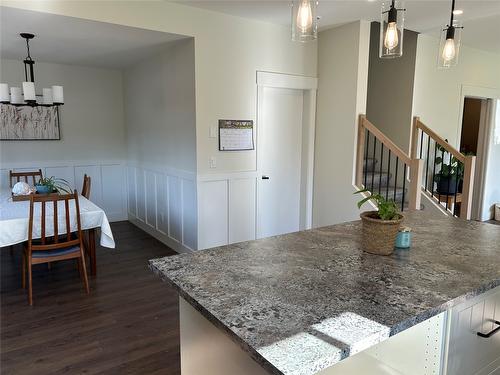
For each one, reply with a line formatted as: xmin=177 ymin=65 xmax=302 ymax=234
xmin=379 ymin=0 xmax=405 ymax=58
xmin=438 ymin=20 xmax=462 ymax=68
xmin=291 ymin=0 xmax=318 ymax=42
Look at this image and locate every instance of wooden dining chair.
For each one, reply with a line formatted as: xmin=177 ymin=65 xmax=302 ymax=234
xmin=22 ymin=191 xmax=90 ymax=306
xmin=81 ymin=174 xmax=91 ymax=199
xmin=9 ymin=169 xmax=43 ymax=187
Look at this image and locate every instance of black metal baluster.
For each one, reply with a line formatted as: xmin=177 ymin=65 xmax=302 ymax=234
xmin=431 ymin=140 xmax=437 ymax=198
xmin=438 ymin=148 xmax=445 ymax=205
xmin=425 ymin=134 xmax=431 ymax=192
xmin=419 ymin=129 xmax=424 ymax=159
xmin=364 ymin=130 xmax=370 ymax=188
xmin=394 ymin=157 xmax=399 ymax=202
xmin=378 ymin=143 xmax=384 ymax=195
xmin=402 ymin=163 xmax=407 ymax=212
xmin=453 ymin=162 xmax=460 ymax=217
xmin=386 ymin=150 xmax=391 ymax=200
xmin=371 ymin=136 xmax=377 ymax=193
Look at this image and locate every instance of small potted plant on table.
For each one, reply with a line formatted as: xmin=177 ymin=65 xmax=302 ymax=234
xmin=354 ymin=189 xmax=404 ymax=256
xmin=35 ymin=177 xmax=72 ymax=194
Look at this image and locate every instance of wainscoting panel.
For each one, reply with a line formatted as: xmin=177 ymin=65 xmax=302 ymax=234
xmin=127 ymin=164 xmax=196 ymax=253
xmin=168 ymin=175 xmax=183 ymax=244
xmin=1 ymin=161 xmax=127 ymax=222
xmin=197 ymin=172 xmax=258 ymax=250
xmin=198 ymin=179 xmax=228 ymax=250
xmin=229 ymin=178 xmax=256 ymax=244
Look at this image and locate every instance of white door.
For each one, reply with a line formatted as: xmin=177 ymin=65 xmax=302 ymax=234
xmin=258 ymin=87 xmax=304 ymax=239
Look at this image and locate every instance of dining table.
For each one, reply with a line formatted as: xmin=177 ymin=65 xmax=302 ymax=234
xmin=0 ymin=188 xmax=115 ymax=276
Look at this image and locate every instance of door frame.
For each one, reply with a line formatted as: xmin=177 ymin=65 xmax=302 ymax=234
xmin=256 ymin=71 xmax=318 ymax=238
xmin=458 ymin=85 xmax=500 ymax=220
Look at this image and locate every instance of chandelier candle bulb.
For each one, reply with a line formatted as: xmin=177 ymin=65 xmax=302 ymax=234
xmin=10 ymin=87 xmax=23 ymax=104
xmin=22 ymin=82 xmax=36 ymax=102
xmin=42 ymin=88 xmax=53 ymax=105
xmin=0 ymin=83 xmax=9 ymax=103
xmin=52 ymin=85 xmax=64 ymax=104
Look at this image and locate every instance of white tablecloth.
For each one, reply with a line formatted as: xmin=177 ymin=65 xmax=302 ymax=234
xmin=0 ymin=189 xmax=115 ymax=248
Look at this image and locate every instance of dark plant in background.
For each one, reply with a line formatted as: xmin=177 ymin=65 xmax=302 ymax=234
xmin=434 ymin=144 xmax=475 ymax=195
xmin=354 ymin=189 xmax=399 ymax=220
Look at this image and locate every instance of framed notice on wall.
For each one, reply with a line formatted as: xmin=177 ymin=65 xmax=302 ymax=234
xmin=218 ymin=119 xmax=254 ymax=151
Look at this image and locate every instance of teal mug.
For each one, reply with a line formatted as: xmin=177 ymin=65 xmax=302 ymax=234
xmin=395 ymin=227 xmax=412 ymax=249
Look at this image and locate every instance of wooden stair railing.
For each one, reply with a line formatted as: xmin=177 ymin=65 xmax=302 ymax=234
xmin=411 ymin=116 xmax=476 ymax=220
xmin=356 ymin=115 xmax=424 ymax=211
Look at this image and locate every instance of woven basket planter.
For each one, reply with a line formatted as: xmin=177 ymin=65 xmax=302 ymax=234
xmin=360 ymin=211 xmax=404 ymax=256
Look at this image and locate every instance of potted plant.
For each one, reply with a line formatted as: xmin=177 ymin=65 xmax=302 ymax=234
xmin=354 ymin=189 xmax=404 ymax=256
xmin=434 ymin=145 xmax=473 ymax=195
xmin=35 ymin=176 xmax=72 ymax=194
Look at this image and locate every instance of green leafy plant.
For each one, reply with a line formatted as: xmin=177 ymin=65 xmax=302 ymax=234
xmin=434 ymin=145 xmax=474 ymax=182
xmin=354 ymin=189 xmax=399 ymax=220
xmin=35 ymin=176 xmax=72 ymax=194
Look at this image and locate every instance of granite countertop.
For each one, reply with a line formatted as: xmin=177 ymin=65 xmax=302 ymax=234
xmin=149 ymin=211 xmax=500 ymax=375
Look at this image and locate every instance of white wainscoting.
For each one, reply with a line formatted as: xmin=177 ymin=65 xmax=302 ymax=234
xmin=0 ymin=160 xmax=127 ymax=222
xmin=127 ymin=164 xmax=197 ymax=254
xmin=198 ymin=172 xmax=257 ymax=250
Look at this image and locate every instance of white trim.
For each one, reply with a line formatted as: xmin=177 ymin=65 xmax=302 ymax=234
xmin=197 ymin=170 xmax=258 ymax=182
xmin=256 ymin=71 xmax=318 ymax=237
xmin=257 ymin=71 xmax=318 ymax=90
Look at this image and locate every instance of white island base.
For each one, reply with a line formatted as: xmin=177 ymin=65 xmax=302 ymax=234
xmin=179 ymin=287 xmax=500 ymax=375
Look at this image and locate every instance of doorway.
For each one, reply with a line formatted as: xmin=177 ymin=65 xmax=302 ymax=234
xmin=256 ymin=72 xmax=317 ymax=239
xmin=459 ymin=90 xmax=499 ymax=222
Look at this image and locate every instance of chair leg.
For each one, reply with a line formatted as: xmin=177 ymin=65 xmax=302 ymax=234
xmin=27 ymin=258 xmax=33 ymax=306
xmin=79 ymin=253 xmax=90 ymax=295
xmin=21 ymin=252 xmax=26 ymax=289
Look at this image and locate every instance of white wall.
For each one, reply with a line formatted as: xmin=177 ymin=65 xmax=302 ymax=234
xmin=481 ymin=100 xmax=500 ymax=221
xmin=0 ymin=59 xmax=128 ymax=221
xmin=313 ymin=21 xmax=371 ymax=227
xmin=124 ymin=39 xmax=197 ymax=252
xmin=0 ymin=59 xmax=126 ymax=163
xmin=2 ymin=1 xmax=318 ymax=250
xmin=412 ymin=35 xmax=500 ymax=149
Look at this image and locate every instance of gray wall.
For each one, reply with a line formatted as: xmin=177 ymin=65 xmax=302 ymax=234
xmin=366 ymin=22 xmax=418 ymax=152
xmin=0 ymin=59 xmax=126 ymax=164
xmin=124 ymin=38 xmax=196 ymax=172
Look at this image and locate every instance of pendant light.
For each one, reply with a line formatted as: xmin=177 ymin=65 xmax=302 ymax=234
xmin=0 ymin=33 xmax=64 ymax=107
xmin=438 ymin=0 xmax=463 ymax=68
xmin=291 ymin=0 xmax=318 ymax=42
xmin=379 ymin=0 xmax=406 ymax=58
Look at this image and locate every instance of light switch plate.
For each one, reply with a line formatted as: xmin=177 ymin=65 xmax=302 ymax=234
xmin=209 ymin=157 xmax=217 ymax=169
xmin=209 ymin=126 xmax=217 ymax=139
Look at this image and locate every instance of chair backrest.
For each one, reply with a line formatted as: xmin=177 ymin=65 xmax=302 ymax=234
xmin=27 ymin=190 xmax=83 ymax=253
xmin=10 ymin=169 xmax=43 ymax=188
xmin=81 ymin=174 xmax=91 ymax=199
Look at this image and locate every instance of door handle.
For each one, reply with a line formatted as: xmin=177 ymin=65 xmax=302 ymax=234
xmin=477 ymin=320 xmax=500 ymax=338
xmin=261 ymin=176 xmax=270 ymax=180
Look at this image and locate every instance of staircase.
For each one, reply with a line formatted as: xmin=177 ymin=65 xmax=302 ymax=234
xmin=356 ymin=115 xmax=423 ymax=213
xmin=355 ymin=115 xmax=476 ymax=219
xmin=362 ymin=156 xmax=407 ymax=210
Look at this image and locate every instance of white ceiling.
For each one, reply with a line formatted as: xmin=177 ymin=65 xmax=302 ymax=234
xmin=176 ymin=0 xmax=500 ymax=53
xmin=0 ymin=7 xmax=188 ymax=69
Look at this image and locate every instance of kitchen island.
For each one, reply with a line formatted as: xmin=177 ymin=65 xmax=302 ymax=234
xmin=150 ymin=211 xmax=500 ymax=375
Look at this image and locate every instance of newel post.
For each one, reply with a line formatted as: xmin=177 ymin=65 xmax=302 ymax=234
xmin=409 ymin=158 xmax=424 ymax=210
xmin=356 ymin=114 xmax=366 ymax=188
xmin=460 ymin=155 xmax=476 ymax=220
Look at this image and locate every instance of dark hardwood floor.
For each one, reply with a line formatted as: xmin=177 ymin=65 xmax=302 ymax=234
xmin=1 ymin=221 xmax=181 ymax=375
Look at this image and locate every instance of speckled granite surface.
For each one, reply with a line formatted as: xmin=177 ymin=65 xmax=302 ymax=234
xmin=150 ymin=211 xmax=500 ymax=375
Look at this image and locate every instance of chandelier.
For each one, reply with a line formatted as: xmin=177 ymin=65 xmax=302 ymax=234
xmin=0 ymin=33 xmax=64 ymax=107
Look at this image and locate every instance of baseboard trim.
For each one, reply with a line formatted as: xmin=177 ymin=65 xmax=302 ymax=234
xmin=128 ymin=215 xmax=193 ymax=254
